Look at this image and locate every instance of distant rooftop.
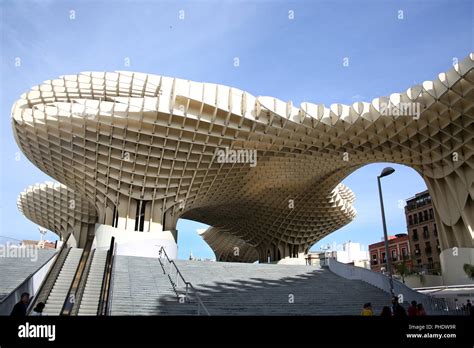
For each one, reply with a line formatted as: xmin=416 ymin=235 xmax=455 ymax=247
xmin=405 ymin=190 xmax=432 ymax=210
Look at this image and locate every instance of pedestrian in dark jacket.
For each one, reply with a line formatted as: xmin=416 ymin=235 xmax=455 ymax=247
xmin=31 ymin=302 xmax=46 ymax=316
xmin=380 ymin=306 xmax=392 ymax=317
xmin=416 ymin=303 xmax=427 ymax=316
xmin=407 ymin=301 xmax=417 ymax=316
xmin=10 ymin=292 xmax=30 ymax=316
xmin=391 ymin=296 xmax=407 ymax=317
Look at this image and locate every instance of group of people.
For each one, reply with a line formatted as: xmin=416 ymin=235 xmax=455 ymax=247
xmin=10 ymin=292 xmax=46 ymax=316
xmin=362 ymin=297 xmax=474 ymax=316
xmin=361 ymin=296 xmax=426 ymax=316
xmin=10 ymin=290 xmax=474 ymax=317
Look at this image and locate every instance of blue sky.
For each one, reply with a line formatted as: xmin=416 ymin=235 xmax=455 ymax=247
xmin=1 ymin=0 xmax=472 ymax=259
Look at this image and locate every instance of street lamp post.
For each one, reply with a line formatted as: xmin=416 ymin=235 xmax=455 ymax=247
xmin=377 ymin=167 xmax=395 ymax=298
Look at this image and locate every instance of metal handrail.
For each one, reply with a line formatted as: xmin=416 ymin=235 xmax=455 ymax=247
xmin=157 ymin=246 xmax=210 ymax=316
xmin=105 ymin=241 xmax=117 ymax=316
xmin=98 ymin=237 xmax=116 ymax=316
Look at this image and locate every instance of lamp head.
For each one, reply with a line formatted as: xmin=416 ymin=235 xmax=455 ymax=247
xmin=379 ymin=167 xmax=395 ymax=178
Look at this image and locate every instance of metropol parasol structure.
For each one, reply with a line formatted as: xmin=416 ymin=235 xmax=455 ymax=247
xmin=13 ymin=53 xmax=473 ymax=284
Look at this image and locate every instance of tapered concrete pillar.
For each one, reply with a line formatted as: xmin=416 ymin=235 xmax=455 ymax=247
xmin=425 ymin=171 xmax=474 ymax=285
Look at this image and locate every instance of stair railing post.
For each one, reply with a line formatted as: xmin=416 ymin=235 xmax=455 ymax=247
xmin=156 ymin=245 xmax=210 ymax=316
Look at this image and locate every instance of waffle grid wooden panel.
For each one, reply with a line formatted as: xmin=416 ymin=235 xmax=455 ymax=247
xmin=13 ymin=53 xmax=473 ymax=262
xmin=17 ymin=182 xmax=97 ymax=247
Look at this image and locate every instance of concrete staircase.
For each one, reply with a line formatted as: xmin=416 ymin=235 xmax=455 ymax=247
xmin=111 ymin=255 xmax=179 ymax=315
xmin=78 ymin=250 xmax=108 ymax=315
xmin=0 ymin=248 xmax=56 ymax=300
xmin=175 ymin=260 xmax=391 ymax=315
xmin=43 ymin=248 xmax=83 ymax=315
xmin=110 ymin=256 xmax=393 ymax=315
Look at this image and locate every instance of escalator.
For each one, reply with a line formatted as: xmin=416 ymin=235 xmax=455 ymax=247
xmin=27 ymin=233 xmax=74 ymax=314
xmin=76 ymin=249 xmax=108 ymax=315
xmin=62 ymin=236 xmax=116 ymax=316
xmin=43 ymin=248 xmax=83 ymax=315
xmin=28 ymin=235 xmax=116 ymax=316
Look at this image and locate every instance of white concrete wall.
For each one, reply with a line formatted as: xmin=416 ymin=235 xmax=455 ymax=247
xmin=335 ymin=242 xmax=369 ymax=264
xmin=403 ymin=274 xmax=444 ymax=288
xmin=92 ymin=224 xmax=178 ymax=259
xmin=276 ymin=257 xmax=307 ymax=265
xmin=440 ymin=248 xmax=474 ymax=285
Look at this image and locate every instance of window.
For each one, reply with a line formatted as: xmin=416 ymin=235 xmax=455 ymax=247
xmin=112 ymin=206 xmax=119 ymax=228
xmin=423 ymin=210 xmax=428 ymax=221
xmin=434 ymin=224 xmax=437 ymax=236
xmin=414 ymin=214 xmax=418 ymax=224
xmin=402 ymin=247 xmax=408 ymax=258
xmin=418 ymin=212 xmax=423 ymax=222
xmin=381 ymin=252 xmax=386 ymax=263
xmin=423 ymin=226 xmax=429 ymax=239
xmin=428 ymin=257 xmax=434 ymax=269
xmin=429 ymin=208 xmax=434 ymax=220
xmin=134 ymin=200 xmax=147 ymax=232
xmin=412 ymin=229 xmax=418 ymax=241
xmin=414 ymin=244 xmax=420 ymax=255
xmin=371 ymin=254 xmax=378 ymax=265
xmin=425 ymin=241 xmax=432 ymax=254
xmin=417 ymin=259 xmax=422 ymax=265
xmin=408 ymin=215 xmax=413 ymax=226
xmin=391 ymin=250 xmax=397 ymax=261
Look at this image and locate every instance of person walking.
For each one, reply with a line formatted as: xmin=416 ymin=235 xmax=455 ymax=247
xmin=391 ymin=296 xmax=407 ymax=317
xmin=380 ymin=306 xmax=392 ymax=317
xmin=31 ymin=302 xmax=46 ymax=316
xmin=361 ymin=302 xmax=374 ymax=316
xmin=407 ymin=300 xmax=417 ymax=316
xmin=10 ymin=292 xmax=30 ymax=316
xmin=465 ymin=299 xmax=472 ymax=315
xmin=416 ymin=303 xmax=427 ymax=316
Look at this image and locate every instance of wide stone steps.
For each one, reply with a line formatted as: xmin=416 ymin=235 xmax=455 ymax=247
xmin=0 ymin=248 xmax=57 ymax=301
xmin=43 ymin=248 xmax=83 ymax=315
xmin=110 ymin=256 xmax=394 ymax=315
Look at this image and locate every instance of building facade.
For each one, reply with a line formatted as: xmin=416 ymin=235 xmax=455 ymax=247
xmin=307 ymin=241 xmax=370 ymax=268
xmin=405 ymin=190 xmax=442 ymax=274
xmin=369 ymin=234 xmax=412 ymax=273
